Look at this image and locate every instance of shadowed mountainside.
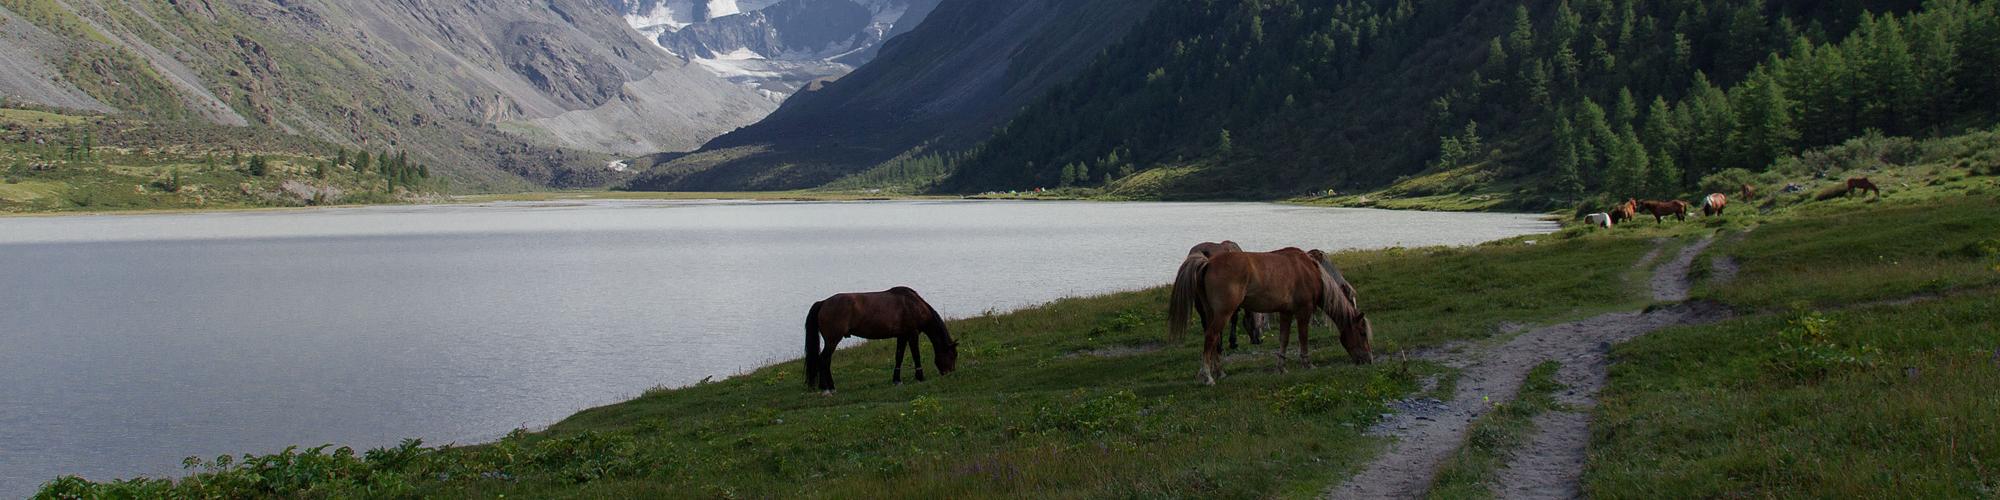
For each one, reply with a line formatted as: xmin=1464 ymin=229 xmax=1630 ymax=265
xmin=623 ymin=0 xmax=1159 ymax=191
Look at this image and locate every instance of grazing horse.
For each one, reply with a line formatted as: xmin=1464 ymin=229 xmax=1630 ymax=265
xmin=1585 ymin=212 xmax=1614 ymax=229
xmin=1637 ymin=199 xmax=1690 ymax=222
xmin=1741 ymin=183 xmax=1757 ymax=201
xmin=1846 ymin=177 xmax=1882 ymax=198
xmin=1169 ymin=248 xmax=1372 ymax=385
xmin=1608 ymin=198 xmax=1638 ymax=225
xmin=1702 ymin=193 xmax=1728 ymax=217
xmin=1178 ymin=241 xmax=1269 ymax=349
xmin=804 ymin=287 xmax=959 ymax=393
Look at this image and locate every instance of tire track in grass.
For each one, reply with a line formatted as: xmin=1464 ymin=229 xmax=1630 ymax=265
xmin=1327 ymin=236 xmax=1728 ymax=499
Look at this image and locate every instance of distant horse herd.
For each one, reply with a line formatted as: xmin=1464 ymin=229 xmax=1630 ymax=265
xmin=1584 ymin=177 xmax=1881 ymax=230
xmin=802 ymin=242 xmax=1374 ymax=393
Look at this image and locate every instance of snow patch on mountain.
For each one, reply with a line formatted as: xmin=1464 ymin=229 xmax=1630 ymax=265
xmin=707 ymin=0 xmax=742 ymax=18
xmin=625 ymin=3 xmax=687 ymax=30
xmin=607 ymin=0 xmax=934 ymax=98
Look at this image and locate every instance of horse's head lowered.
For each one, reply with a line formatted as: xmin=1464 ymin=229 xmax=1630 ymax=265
xmin=925 ymin=306 xmax=960 ymax=374
xmin=1308 ymin=249 xmax=1373 ymax=364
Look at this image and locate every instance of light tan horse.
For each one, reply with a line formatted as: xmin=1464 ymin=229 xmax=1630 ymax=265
xmin=1176 ymin=241 xmax=1268 ymax=348
xmin=1170 ymin=248 xmax=1372 ymax=385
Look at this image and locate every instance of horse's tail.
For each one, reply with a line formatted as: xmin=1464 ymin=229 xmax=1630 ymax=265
xmin=1169 ymin=254 xmax=1209 ymax=341
xmin=804 ymin=300 xmax=824 ymax=389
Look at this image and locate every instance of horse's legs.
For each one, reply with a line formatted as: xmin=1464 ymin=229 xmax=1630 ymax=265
xmin=819 ymin=337 xmax=843 ymax=393
xmin=1276 ymin=312 xmax=1294 ymax=373
xmin=1249 ymin=312 xmax=1264 ymax=345
xmin=1200 ymin=298 xmax=1235 ymax=385
xmin=1227 ymin=310 xmax=1241 ymax=350
xmin=1296 ymin=313 xmax=1314 ymax=369
xmin=892 ymin=336 xmax=908 ymax=385
xmin=910 ymin=333 xmax=926 ymax=382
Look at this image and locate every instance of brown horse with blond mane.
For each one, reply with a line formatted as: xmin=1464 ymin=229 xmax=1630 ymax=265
xmin=1170 ymin=247 xmax=1372 ymax=385
xmin=1179 ymin=241 xmax=1268 ymax=349
xmin=804 ymin=287 xmax=958 ymax=394
xmin=1608 ymin=198 xmax=1638 ymax=225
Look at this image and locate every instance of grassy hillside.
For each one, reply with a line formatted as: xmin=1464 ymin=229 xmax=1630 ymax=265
xmin=0 ymin=0 xmax=770 ymax=191
xmin=1 ymin=107 xmax=446 ymax=213
xmin=759 ymin=0 xmax=1995 ymax=204
xmin=1587 ymin=204 xmax=2000 ymax=497
xmin=36 ymin=131 xmax=2000 ymax=497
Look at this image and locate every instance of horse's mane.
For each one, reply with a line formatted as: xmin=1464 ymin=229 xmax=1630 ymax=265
xmin=1307 ymin=250 xmax=1359 ymax=310
xmin=1188 ymin=240 xmax=1244 ymax=257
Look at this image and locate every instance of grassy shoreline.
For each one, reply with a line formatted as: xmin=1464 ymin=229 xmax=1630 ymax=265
xmin=32 ymin=129 xmax=2000 ymax=496
xmin=35 ymin=188 xmax=2000 ymax=497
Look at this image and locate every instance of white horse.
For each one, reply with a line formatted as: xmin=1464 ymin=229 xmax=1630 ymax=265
xmin=1585 ymin=212 xmax=1614 ymax=229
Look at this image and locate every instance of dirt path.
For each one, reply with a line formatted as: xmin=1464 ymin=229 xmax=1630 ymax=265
xmin=1326 ymin=237 xmax=1729 ymax=499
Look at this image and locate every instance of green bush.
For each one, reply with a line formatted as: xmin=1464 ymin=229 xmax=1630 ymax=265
xmin=1032 ymin=390 xmax=1146 ymax=437
xmin=1777 ymin=131 xmax=1921 ymax=178
xmin=1270 ymin=371 xmax=1401 ymax=419
xmin=1767 ymin=307 xmax=1879 ymax=380
xmin=1699 ymin=168 xmax=1759 ymax=196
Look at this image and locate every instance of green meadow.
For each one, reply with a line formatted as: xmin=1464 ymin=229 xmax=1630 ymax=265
xmin=36 ymin=130 xmax=2000 ymax=498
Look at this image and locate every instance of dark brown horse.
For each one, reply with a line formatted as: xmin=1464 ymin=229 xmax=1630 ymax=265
xmin=1637 ymin=199 xmax=1690 ymax=222
xmin=1170 ymin=248 xmax=1371 ymax=385
xmin=804 ymin=287 xmax=958 ymax=393
xmin=1701 ymin=193 xmax=1728 ymax=216
xmin=1179 ymin=241 xmax=1268 ymax=349
xmin=1846 ymin=177 xmax=1881 ymax=197
xmin=1608 ymin=198 xmax=1638 ymax=225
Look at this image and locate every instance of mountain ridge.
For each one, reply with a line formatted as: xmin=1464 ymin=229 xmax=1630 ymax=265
xmin=0 ymin=0 xmax=778 ymax=189
xmin=624 ymin=0 xmax=1162 ymax=191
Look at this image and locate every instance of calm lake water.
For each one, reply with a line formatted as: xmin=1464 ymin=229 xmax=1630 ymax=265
xmin=0 ymin=199 xmax=1551 ymax=495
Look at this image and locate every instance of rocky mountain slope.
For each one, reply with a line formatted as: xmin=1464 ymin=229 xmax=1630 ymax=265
xmin=0 ymin=0 xmax=777 ymax=189
xmin=611 ymin=0 xmax=942 ymax=97
xmin=624 ymin=0 xmax=1160 ymax=191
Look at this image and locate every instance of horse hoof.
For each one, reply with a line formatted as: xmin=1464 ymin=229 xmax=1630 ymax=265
xmin=820 ymin=390 xmax=835 ymax=396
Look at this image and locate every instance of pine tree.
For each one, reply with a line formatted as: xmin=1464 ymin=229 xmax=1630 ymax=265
xmin=1459 ymin=120 xmax=1483 ymax=160
xmin=1508 ymin=5 xmax=1535 ymax=56
xmin=1733 ymin=66 xmax=1798 ymax=170
xmin=247 ymin=155 xmax=269 ymax=177
xmin=1524 ymin=59 xmax=1553 ymax=108
xmin=1685 ymin=72 xmax=1736 ymax=174
xmin=1641 ymin=96 xmax=1680 ymax=168
xmin=1484 ymin=37 xmax=1510 ymax=76
xmin=1857 ymin=12 xmax=1918 ymax=133
xmin=1591 ymin=36 xmax=1616 ymax=74
xmin=1553 ymin=1 xmax=1582 ymax=45
xmin=1649 ymin=152 xmax=1682 ymax=197
xmin=1551 ymin=117 xmax=1585 ymax=200
xmin=1576 ymin=98 xmax=1616 ymax=173
xmin=1613 ymin=88 xmax=1639 ymax=134
xmin=1609 ymin=131 xmax=1649 ymax=197
xmin=1553 ymin=42 xmax=1582 ymax=91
